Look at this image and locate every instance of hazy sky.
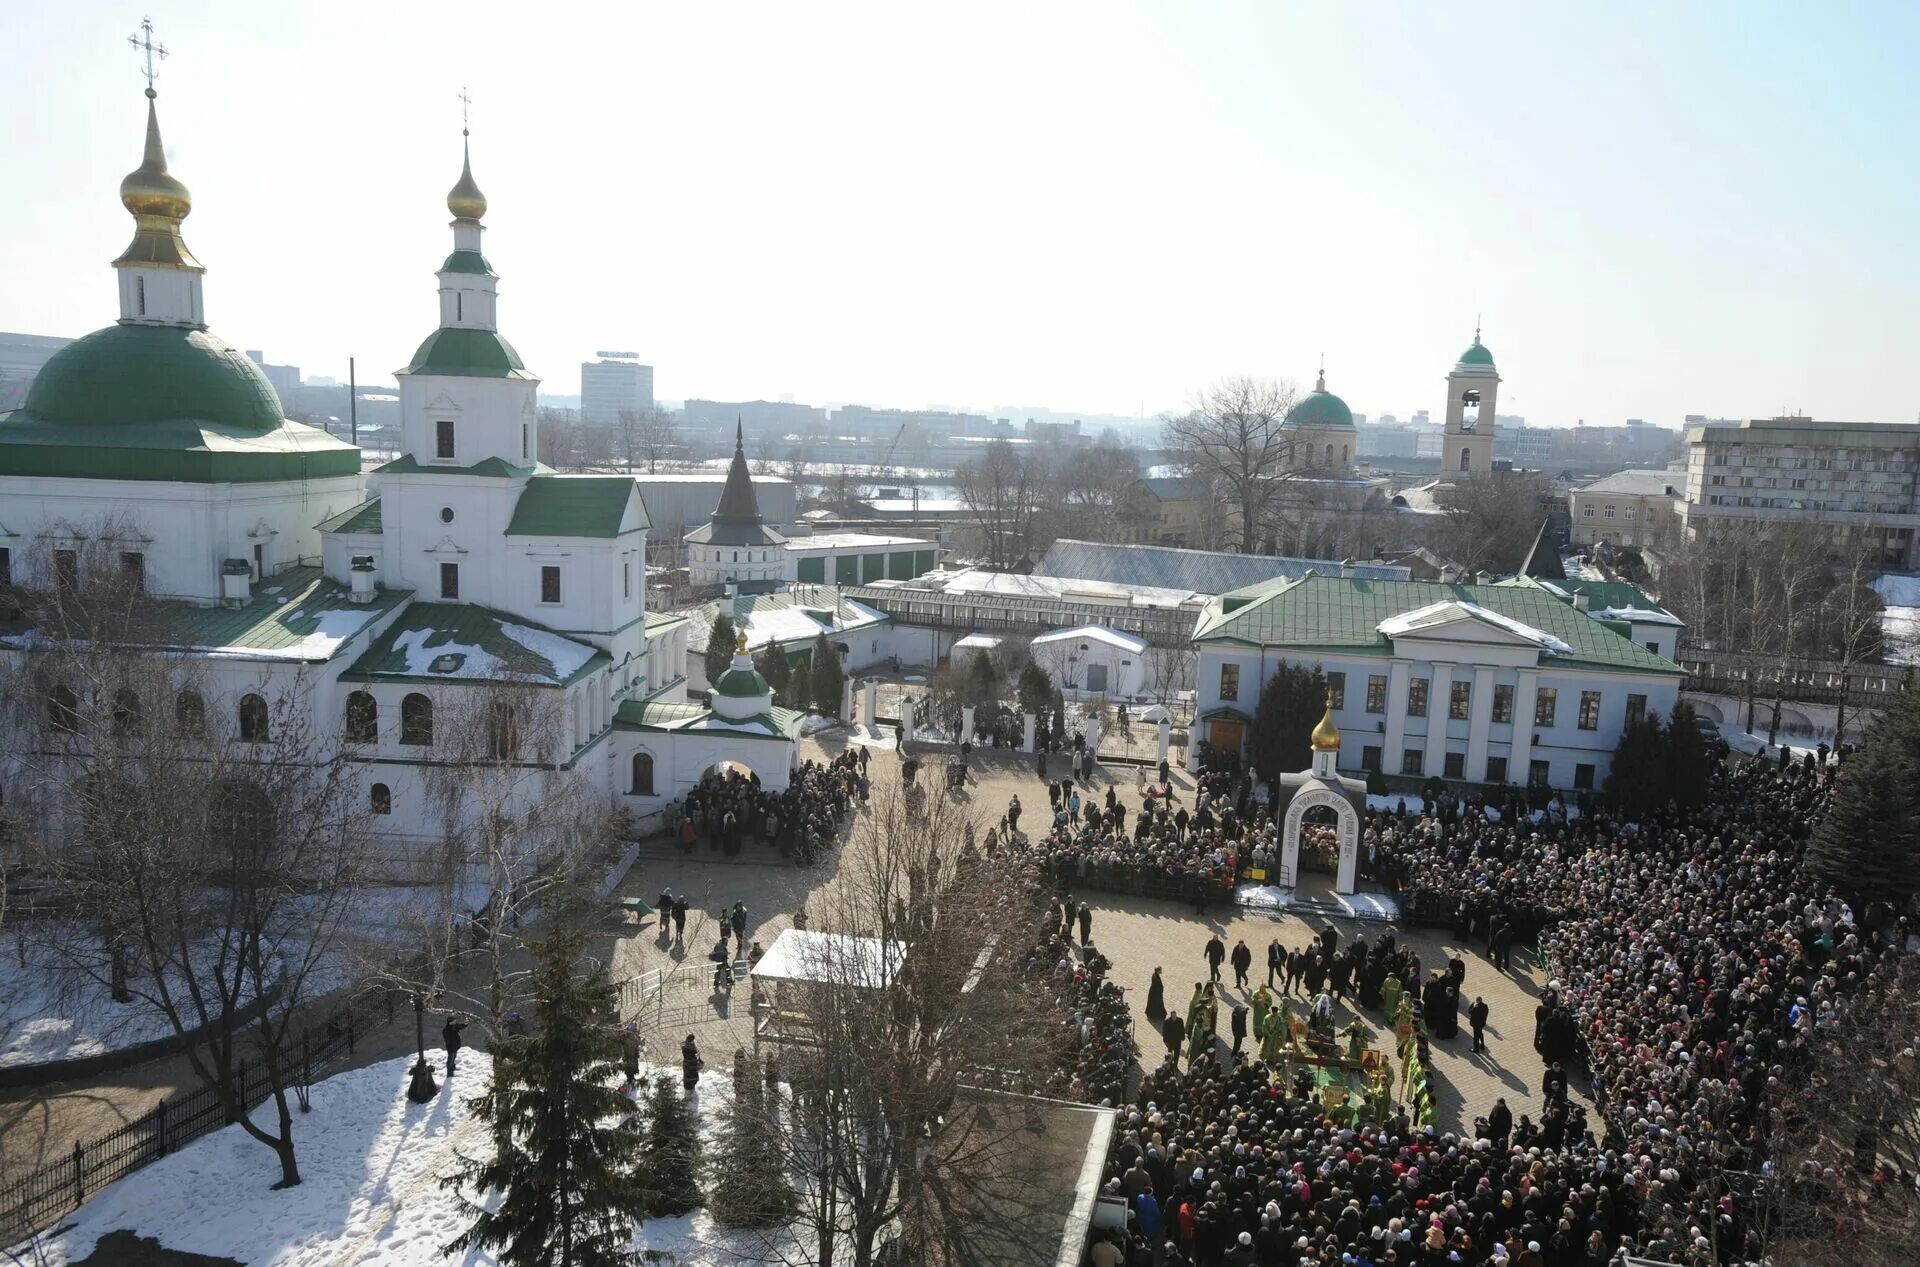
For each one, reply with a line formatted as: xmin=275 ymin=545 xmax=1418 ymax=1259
xmin=3 ymin=2 xmax=1916 ymax=427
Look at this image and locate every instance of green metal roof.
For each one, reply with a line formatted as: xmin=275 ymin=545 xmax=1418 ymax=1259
xmin=23 ymin=324 xmax=284 ymax=433
xmin=0 ymin=565 xmax=409 ymax=659
xmin=506 ymin=475 xmax=643 ymax=538
xmin=613 ymin=697 xmax=803 ymax=741
xmin=341 ymin=602 xmax=608 ymax=686
xmin=1283 ymin=388 xmax=1356 ymax=430
xmin=1457 ymin=340 xmax=1495 ymax=367
xmin=714 ymin=665 xmax=772 ymax=697
xmin=0 ymin=409 xmax=360 ymax=483
xmin=440 ymin=249 xmax=495 ymax=275
xmin=643 ymin=610 xmax=689 ymax=633
xmin=317 ymin=498 xmax=382 ymax=534
xmin=1194 ymin=574 xmax=1682 ymax=675
xmin=402 ymin=327 xmax=532 ymax=379
xmin=373 ymin=454 xmax=545 ymax=478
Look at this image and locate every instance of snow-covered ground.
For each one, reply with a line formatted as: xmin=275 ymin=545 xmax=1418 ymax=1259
xmin=1871 ymin=573 xmax=1920 ymax=665
xmin=21 ymin=1053 xmax=798 ymax=1266
xmin=1717 ymin=723 xmax=1836 ymax=765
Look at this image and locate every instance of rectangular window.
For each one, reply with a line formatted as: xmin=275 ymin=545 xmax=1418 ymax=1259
xmin=54 ymin=548 xmax=78 ymax=593
xmin=253 ymin=543 xmax=265 ymax=579
xmin=623 ymin=561 xmax=632 ymax=600
xmin=1578 ymin=690 xmax=1602 ymax=730
xmin=1365 ymin=674 xmax=1387 ymax=714
xmin=119 ymin=551 xmax=145 ymax=593
xmin=1219 ymin=663 xmax=1239 ymax=702
xmin=1604 ymin=505 xmax=1615 ymax=518
xmin=1574 ymin=762 xmax=1596 ymax=790
xmin=1443 ymin=751 xmax=1465 ymax=779
xmin=1406 ymin=677 xmax=1429 ymax=718
xmin=1325 ymin=671 xmax=1345 ymax=710
xmin=1646 ymin=640 xmax=1660 ymax=654
xmin=1361 ymin=744 xmax=1382 ymax=772
xmin=440 ymin=562 xmax=460 ymax=600
xmin=1529 ymin=758 xmax=1551 ymax=788
xmin=1625 ymin=693 xmax=1647 ymax=726
xmin=1534 ymin=687 xmax=1558 ymax=726
xmin=1487 ymin=755 xmax=1508 ymax=783
xmin=540 ymin=565 xmax=561 ymax=604
xmin=435 ymin=419 xmax=456 ymax=459
xmin=522 ymin=423 xmax=529 ymax=459
xmin=1492 ymin=683 xmax=1514 ymax=723
xmin=1449 ymin=680 xmax=1471 ymax=720
xmin=1582 ymin=504 xmax=1594 ymax=516
xmin=1401 ymin=748 xmax=1423 ymax=776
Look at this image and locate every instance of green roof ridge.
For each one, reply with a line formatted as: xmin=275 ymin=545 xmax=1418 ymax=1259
xmin=506 ymin=474 xmax=643 ymax=538
xmin=402 ymin=327 xmax=531 ymax=379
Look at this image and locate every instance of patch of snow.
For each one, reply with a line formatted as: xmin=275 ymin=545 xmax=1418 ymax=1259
xmin=799 ymin=713 xmax=838 ymax=735
xmin=1031 ymin=624 xmax=1150 ymax=654
xmin=1871 ymin=573 xmax=1920 ymax=608
xmin=1589 ymin=606 xmax=1683 ymax=627
xmin=1716 ymin=723 xmax=1835 ymax=765
xmin=498 ymin=622 xmax=597 ymax=680
xmin=27 ymin=1053 xmax=799 ymax=1267
xmin=1378 ymin=600 xmax=1576 ymax=656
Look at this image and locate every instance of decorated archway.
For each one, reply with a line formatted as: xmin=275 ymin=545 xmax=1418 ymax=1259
xmin=1281 ymin=783 xmax=1360 ymax=894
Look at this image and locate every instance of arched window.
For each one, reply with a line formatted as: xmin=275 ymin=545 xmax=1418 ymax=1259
xmin=48 ymin=683 xmax=79 ymax=733
xmin=238 ymin=694 xmax=270 ymax=743
xmin=344 ymin=691 xmax=378 ymax=744
xmin=370 ymin=783 xmax=392 ymax=815
xmin=1460 ymin=448 xmax=1472 ymax=472
xmin=488 ymin=702 xmax=519 ymax=761
xmin=111 ymin=689 xmax=144 ymax=737
xmin=1341 ymin=444 xmax=1349 ymax=465
xmin=400 ymin=693 xmax=434 ymax=746
xmin=1324 ymin=443 xmax=1334 ymax=464
xmin=175 ymin=691 xmax=205 ymax=736
xmin=630 ymin=751 xmax=655 ymax=796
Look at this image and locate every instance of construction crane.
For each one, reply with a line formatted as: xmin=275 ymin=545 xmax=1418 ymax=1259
xmin=878 ymin=423 xmax=921 ymax=521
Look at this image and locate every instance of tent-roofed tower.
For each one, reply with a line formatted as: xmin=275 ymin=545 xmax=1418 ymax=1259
xmin=686 ymin=420 xmax=788 ymax=591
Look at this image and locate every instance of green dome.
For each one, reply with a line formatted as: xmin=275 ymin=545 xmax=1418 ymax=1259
xmin=1457 ymin=340 xmax=1495 ymax=367
xmin=714 ymin=665 xmax=772 ymax=698
xmin=23 ymin=323 xmax=285 ymax=434
xmin=405 ymin=326 xmax=528 ymax=378
xmin=1284 ymin=387 xmax=1355 ymax=430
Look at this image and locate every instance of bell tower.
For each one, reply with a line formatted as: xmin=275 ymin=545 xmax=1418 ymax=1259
xmin=1444 ymin=325 xmax=1499 ymax=479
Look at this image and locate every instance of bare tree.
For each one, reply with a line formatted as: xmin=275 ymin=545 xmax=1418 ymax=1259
xmin=1432 ymin=470 xmax=1548 ymax=575
xmin=1161 ymin=377 xmax=1301 ymax=553
xmin=1048 ymin=437 xmax=1140 ymax=544
xmin=953 ymin=439 xmax=1045 ymax=570
xmin=615 ymin=408 xmax=683 ymax=474
xmin=0 ymin=522 xmax=372 ymax=1189
xmin=1145 ymin=645 xmax=1196 ymax=704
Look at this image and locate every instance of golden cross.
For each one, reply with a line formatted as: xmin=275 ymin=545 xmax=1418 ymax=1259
xmin=128 ymin=16 xmax=167 ymax=90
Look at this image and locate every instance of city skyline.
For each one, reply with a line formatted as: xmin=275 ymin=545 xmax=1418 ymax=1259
xmin=2 ymin=2 xmax=1916 ymax=428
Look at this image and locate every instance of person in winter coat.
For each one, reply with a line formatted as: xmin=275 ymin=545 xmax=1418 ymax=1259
xmin=1229 ymin=939 xmax=1253 ymax=989
xmin=1161 ymin=1011 xmax=1185 ymax=1067
xmin=1204 ymin=935 xmax=1225 ymax=982
xmin=1145 ymin=967 xmax=1166 ymax=1023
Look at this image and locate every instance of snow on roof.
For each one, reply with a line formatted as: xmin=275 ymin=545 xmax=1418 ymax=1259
xmin=1591 ymin=605 xmax=1684 ymax=627
xmin=919 ymin=568 xmax=1202 ymax=610
xmin=1379 ymin=600 xmax=1575 ymax=655
xmin=789 ymin=532 xmax=933 ymax=551
xmin=1574 ymin=468 xmax=1684 ymax=498
xmin=953 ymin=632 xmax=1003 ymax=651
xmin=1872 ymin=573 xmax=1920 ymax=608
xmin=1030 ymin=624 xmax=1149 ymax=654
xmin=750 ymin=929 xmax=905 ymax=987
xmin=865 ymin=497 xmax=969 ymax=513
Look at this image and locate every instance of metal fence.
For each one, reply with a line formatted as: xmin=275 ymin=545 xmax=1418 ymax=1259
xmin=617 ymin=958 xmax=749 ymax=1033
xmin=0 ymin=993 xmax=392 ymax=1247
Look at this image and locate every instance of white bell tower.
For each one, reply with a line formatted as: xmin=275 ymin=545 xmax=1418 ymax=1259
xmin=1444 ymin=325 xmax=1500 ymax=479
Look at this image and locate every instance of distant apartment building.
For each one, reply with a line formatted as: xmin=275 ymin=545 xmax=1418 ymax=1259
xmin=1679 ymin=417 xmax=1920 ymax=567
xmin=1568 ymin=468 xmax=1685 ymax=550
xmin=680 ymin=398 xmax=827 ymax=438
xmin=244 ymin=350 xmax=301 ymax=400
xmin=1119 ymin=476 xmax=1213 ymax=545
xmin=580 ymin=352 xmax=654 ymax=425
xmin=0 ymin=331 xmax=72 ymax=407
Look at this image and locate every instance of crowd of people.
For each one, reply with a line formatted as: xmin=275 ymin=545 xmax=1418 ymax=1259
xmin=1085 ymin=754 xmax=1910 ymax=1266
xmin=677 ymin=751 xmax=862 ymax=864
xmin=1028 ymin=893 xmax=1138 ymax=1106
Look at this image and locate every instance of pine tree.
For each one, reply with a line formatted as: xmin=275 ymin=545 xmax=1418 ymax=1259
xmin=810 ymin=632 xmax=845 ymax=718
xmin=1246 ymin=661 xmax=1325 ymax=783
xmin=443 ymin=922 xmax=649 ymax=1267
xmin=753 ymin=644 xmax=792 ymax=704
xmin=788 ymin=660 xmax=813 ymax=717
xmin=1604 ymin=714 xmax=1670 ymax=817
xmin=640 ymin=1073 xmax=704 ymax=1217
xmin=707 ymin=1051 xmax=796 ymax=1227
xmin=1664 ymin=700 xmax=1712 ymax=808
xmin=1806 ymin=692 xmax=1920 ymax=907
xmin=704 ymin=614 xmax=737 ymax=689
xmin=1016 ymin=661 xmax=1053 ymax=717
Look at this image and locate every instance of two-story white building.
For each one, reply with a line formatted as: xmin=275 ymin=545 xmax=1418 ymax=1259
xmin=1189 ymin=572 xmax=1685 ymax=794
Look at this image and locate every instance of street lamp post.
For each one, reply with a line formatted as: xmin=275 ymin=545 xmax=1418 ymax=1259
xmin=406 ymin=992 xmax=439 ymax=1102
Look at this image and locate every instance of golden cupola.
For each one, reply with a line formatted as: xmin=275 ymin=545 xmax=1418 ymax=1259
xmin=446 ymin=134 xmax=487 ymax=221
xmin=1310 ymin=690 xmax=1341 ymax=752
xmin=115 ymin=87 xmax=201 ymax=270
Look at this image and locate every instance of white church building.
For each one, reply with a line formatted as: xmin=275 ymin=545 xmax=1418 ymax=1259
xmin=0 ymin=83 xmax=800 ymax=864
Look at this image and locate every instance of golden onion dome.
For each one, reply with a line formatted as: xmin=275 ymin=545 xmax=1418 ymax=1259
xmin=120 ymin=88 xmax=192 ymax=221
xmin=1310 ymin=690 xmax=1341 ymax=752
xmin=447 ymin=134 xmax=487 ymax=221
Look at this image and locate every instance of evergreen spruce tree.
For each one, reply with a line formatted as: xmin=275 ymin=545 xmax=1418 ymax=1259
xmin=639 ymin=1073 xmax=704 ymax=1217
xmin=1604 ymin=715 xmax=1670 ymax=818
xmin=1016 ymin=661 xmax=1053 ymax=717
xmin=965 ymin=649 xmax=1003 ymax=711
xmin=704 ymin=614 xmax=737 ymax=689
xmin=707 ymin=1050 xmax=797 ymax=1226
xmin=1664 ymin=700 xmax=1712 ymax=808
xmin=788 ymin=660 xmax=813 ymax=717
xmin=810 ymin=632 xmax=845 ymax=718
xmin=443 ymin=922 xmax=649 ymax=1267
xmin=1246 ymin=661 xmax=1326 ymax=783
xmin=1806 ymin=691 xmax=1920 ymax=907
xmin=753 ymin=644 xmax=792 ymax=705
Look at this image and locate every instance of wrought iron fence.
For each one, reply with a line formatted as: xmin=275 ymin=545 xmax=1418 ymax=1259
xmin=0 ymin=992 xmax=393 ymax=1247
